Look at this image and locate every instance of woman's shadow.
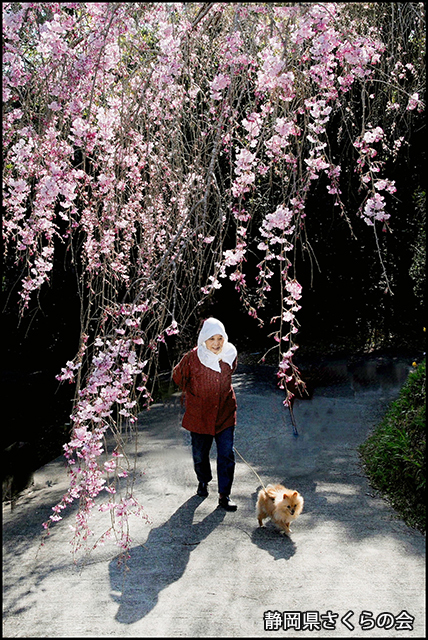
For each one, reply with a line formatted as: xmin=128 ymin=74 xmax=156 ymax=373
xmin=109 ymin=495 xmax=226 ymax=624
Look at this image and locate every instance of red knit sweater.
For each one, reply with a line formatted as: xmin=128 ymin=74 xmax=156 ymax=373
xmin=172 ymin=348 xmax=238 ymax=435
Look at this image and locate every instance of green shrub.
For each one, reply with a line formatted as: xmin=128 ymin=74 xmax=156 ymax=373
xmin=359 ymin=359 xmax=426 ymax=532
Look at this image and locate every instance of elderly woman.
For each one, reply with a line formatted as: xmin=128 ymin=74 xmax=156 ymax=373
xmin=173 ymin=317 xmax=238 ymax=511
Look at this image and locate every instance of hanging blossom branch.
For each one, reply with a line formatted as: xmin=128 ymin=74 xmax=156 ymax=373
xmin=198 ymin=2 xmax=425 ymax=401
xmin=2 ymin=2 xmax=425 ymax=557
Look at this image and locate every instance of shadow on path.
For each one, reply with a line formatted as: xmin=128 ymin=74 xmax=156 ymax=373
xmin=251 ymin=526 xmax=297 ymax=561
xmin=109 ymin=495 xmax=226 ymax=624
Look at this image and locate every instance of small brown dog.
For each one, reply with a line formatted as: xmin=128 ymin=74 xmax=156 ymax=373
xmin=256 ymin=483 xmax=304 ymax=535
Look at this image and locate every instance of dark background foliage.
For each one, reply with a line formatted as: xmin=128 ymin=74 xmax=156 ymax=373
xmin=209 ymin=111 xmax=426 ymax=359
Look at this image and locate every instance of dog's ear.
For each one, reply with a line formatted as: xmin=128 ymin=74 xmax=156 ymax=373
xmin=283 ymin=494 xmax=287 ymax=500
xmin=292 ymin=491 xmax=298 ymax=497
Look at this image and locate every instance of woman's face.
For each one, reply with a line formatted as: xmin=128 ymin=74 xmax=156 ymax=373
xmin=205 ymin=334 xmax=225 ymax=355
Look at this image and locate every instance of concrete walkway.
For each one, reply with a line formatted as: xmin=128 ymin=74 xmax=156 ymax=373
xmin=3 ymin=357 xmax=425 ymax=637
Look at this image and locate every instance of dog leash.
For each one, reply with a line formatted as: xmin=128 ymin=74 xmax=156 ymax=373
xmin=233 ymin=446 xmax=268 ymax=491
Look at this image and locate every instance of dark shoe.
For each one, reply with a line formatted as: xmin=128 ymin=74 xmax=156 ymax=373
xmin=197 ymin=482 xmax=209 ymax=497
xmin=218 ymin=495 xmax=237 ymax=511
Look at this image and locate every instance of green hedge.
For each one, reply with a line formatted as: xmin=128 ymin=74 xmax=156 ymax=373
xmin=359 ymin=359 xmax=426 ymax=533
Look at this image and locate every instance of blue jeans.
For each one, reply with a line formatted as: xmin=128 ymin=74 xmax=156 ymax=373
xmin=191 ymin=426 xmax=235 ymax=496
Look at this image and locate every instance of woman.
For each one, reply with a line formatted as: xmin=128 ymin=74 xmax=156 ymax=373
xmin=173 ymin=317 xmax=238 ymax=511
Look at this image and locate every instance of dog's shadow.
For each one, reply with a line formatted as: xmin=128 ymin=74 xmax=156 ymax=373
xmin=251 ymin=523 xmax=297 ymax=561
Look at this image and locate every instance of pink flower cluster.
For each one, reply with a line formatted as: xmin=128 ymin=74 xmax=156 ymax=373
xmin=232 ymin=148 xmax=257 ymax=198
xmin=353 ymin=127 xmax=399 ymax=225
xmin=43 ymin=321 xmax=151 ymax=553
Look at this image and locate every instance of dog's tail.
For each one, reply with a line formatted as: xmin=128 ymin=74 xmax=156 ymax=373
xmin=263 ymin=484 xmax=278 ymax=499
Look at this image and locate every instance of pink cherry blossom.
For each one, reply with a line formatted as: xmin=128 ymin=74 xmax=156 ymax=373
xmin=210 ymin=73 xmax=230 ymax=100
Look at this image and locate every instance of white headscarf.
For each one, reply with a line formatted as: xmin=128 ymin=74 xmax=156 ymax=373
xmin=197 ymin=318 xmax=237 ymax=373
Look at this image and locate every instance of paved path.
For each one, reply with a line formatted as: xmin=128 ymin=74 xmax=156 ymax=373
xmin=3 ymin=358 xmax=425 ymax=637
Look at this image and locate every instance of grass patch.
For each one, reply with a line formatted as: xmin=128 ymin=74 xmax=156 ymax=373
xmin=359 ymin=359 xmax=426 ymax=533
